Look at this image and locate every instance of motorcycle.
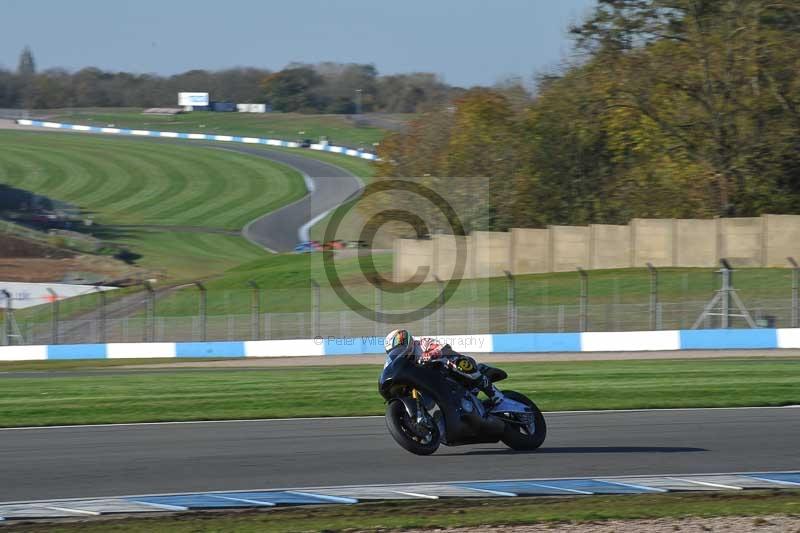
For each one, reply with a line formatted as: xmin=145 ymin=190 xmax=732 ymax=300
xmin=379 ymin=346 xmax=547 ymax=455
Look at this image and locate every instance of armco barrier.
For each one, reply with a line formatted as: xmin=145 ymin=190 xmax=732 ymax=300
xmin=0 ymin=328 xmax=797 ymax=362
xmin=15 ymin=120 xmax=379 ymax=161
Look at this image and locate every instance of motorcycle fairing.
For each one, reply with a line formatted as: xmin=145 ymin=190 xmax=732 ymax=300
xmin=380 ymin=353 xmax=505 ymax=445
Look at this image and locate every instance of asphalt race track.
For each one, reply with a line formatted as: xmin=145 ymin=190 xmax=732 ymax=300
xmin=211 ymin=144 xmax=363 ymax=252
xmin=1 ymin=407 xmax=798 ymax=502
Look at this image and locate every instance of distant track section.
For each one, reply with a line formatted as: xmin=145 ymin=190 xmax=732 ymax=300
xmin=15 ymin=119 xmax=378 ymax=160
xmin=210 ymin=144 xmax=363 ymax=252
xmin=7 ymin=118 xmax=367 ymax=253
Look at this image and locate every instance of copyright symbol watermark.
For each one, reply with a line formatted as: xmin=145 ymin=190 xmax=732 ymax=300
xmin=312 ymin=176 xmax=489 ymax=325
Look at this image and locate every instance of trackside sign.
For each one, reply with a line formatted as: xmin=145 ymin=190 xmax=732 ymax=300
xmin=178 ymin=92 xmax=209 ymax=106
xmin=0 ymin=282 xmax=117 ymax=309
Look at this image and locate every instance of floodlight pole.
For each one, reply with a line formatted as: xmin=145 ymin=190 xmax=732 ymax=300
xmin=721 ymin=259 xmax=732 ymax=328
xmin=789 ymin=257 xmax=799 ymax=328
xmin=577 ymin=267 xmax=588 ymax=332
xmin=691 ymin=259 xmax=756 ymax=329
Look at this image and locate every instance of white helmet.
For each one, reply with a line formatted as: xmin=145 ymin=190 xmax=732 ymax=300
xmin=384 ymin=329 xmax=413 ymax=355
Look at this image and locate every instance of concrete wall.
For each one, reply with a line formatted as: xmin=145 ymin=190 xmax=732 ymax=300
xmin=432 ymin=234 xmax=474 ymax=281
xmin=550 ymin=225 xmax=590 ymax=272
xmin=393 ymin=214 xmax=800 ymax=280
xmin=631 ymin=218 xmax=674 ymax=267
xmin=674 ymin=219 xmax=717 ymax=267
xmin=472 ymin=231 xmax=511 ymax=278
xmin=763 ymin=214 xmax=800 ymax=267
xmin=589 ymin=224 xmax=630 ymax=269
xmin=719 ymin=217 xmax=763 ymax=267
xmin=393 ymin=239 xmax=433 ymax=283
xmin=510 ymin=228 xmax=550 ymax=275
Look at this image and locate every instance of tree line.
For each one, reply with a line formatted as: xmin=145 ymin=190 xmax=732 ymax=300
xmin=374 ymin=0 xmax=800 ymax=233
xmin=0 ymin=48 xmax=460 ymax=113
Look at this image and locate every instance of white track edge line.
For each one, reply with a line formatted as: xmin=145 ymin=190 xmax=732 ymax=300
xmin=1 ymin=470 xmax=797 ymax=507
xmin=667 ymin=477 xmax=743 ymax=490
xmin=209 ymin=495 xmax=275 ymax=506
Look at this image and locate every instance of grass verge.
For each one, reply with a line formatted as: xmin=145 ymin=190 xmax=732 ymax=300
xmin=0 ymin=357 xmax=797 ymax=427
xmin=6 ymin=491 xmax=800 ymax=532
xmin=0 ymin=131 xmax=306 ymax=280
xmin=45 ymin=109 xmax=400 ymax=149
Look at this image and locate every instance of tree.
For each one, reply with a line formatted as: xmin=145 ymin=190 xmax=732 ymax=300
xmin=261 ymin=66 xmax=323 ymax=112
xmin=571 ymin=0 xmax=800 ymax=216
xmin=17 ymin=46 xmax=35 ymax=77
xmin=374 ymin=0 xmax=800 ymax=230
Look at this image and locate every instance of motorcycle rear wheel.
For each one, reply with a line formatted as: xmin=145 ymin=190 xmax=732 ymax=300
xmin=385 ymin=399 xmax=441 ymax=455
xmin=499 ymin=390 xmax=547 ymax=451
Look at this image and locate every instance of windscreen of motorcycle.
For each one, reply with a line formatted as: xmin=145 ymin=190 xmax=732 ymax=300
xmin=385 ymin=346 xmax=408 ymax=368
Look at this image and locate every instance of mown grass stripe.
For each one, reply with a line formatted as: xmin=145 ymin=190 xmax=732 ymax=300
xmin=0 ymin=131 xmax=307 ymax=280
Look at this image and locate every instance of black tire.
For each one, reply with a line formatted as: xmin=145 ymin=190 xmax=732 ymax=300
xmin=385 ymin=400 xmax=440 ymax=456
xmin=500 ymin=390 xmax=547 ymax=451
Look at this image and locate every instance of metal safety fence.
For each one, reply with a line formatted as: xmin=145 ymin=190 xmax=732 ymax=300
xmin=2 ymin=261 xmax=800 ymax=345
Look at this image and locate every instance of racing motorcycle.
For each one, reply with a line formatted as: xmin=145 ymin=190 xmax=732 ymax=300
xmin=379 ymin=346 xmax=547 ymax=455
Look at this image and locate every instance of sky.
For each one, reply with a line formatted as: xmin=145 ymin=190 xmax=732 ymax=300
xmin=1 ymin=0 xmax=596 ymax=87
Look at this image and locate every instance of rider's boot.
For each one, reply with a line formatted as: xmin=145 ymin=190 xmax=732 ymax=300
xmin=487 ymin=387 xmax=505 ymax=408
xmin=479 ymin=375 xmax=504 ymax=409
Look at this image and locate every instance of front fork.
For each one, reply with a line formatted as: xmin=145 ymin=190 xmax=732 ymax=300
xmin=411 ymin=388 xmax=427 ymax=425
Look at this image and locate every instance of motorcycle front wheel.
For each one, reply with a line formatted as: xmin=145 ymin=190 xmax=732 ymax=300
xmin=385 ymin=399 xmax=441 ymax=455
xmin=499 ymin=390 xmax=547 ymax=451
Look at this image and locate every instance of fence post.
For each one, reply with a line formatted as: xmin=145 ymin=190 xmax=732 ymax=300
xmin=95 ymin=286 xmax=107 ymax=343
xmin=311 ymin=280 xmax=320 ymax=338
xmin=144 ymin=281 xmax=156 ymax=342
xmin=47 ymin=288 xmax=60 ymax=344
xmin=248 ymin=281 xmax=261 ymax=341
xmin=577 ymin=267 xmax=588 ymax=332
xmin=1 ymin=290 xmax=10 ymax=346
xmin=646 ymin=262 xmax=659 ymax=330
xmin=504 ymin=270 xmax=516 ymax=333
xmin=789 ymin=257 xmax=799 ymax=328
xmin=194 ymin=282 xmax=207 ymax=342
xmin=434 ymin=275 xmax=445 ymax=335
xmin=374 ymin=279 xmax=383 ymax=338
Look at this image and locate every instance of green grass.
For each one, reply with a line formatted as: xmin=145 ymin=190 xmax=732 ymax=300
xmin=153 ymin=252 xmax=394 ymax=315
xmin=128 ymin=264 xmax=794 ymax=319
xmin=0 ymin=131 xmax=304 ymax=230
xmin=46 ymin=109 xmax=403 ymax=148
xmin=13 ymin=491 xmax=800 ymax=532
xmin=0 ymin=131 xmax=307 ymax=280
xmin=0 ymin=358 xmax=796 ymax=427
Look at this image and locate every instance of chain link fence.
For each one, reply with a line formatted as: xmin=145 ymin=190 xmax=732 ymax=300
xmin=2 ymin=265 xmax=799 ymax=345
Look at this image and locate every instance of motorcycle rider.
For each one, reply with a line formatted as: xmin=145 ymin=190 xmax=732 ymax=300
xmin=384 ymin=329 xmax=504 ymax=406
